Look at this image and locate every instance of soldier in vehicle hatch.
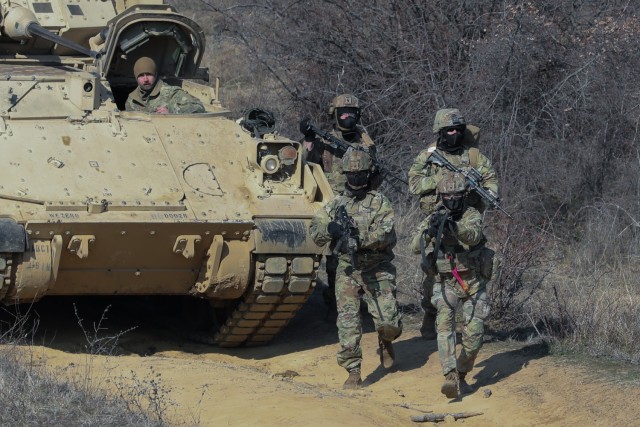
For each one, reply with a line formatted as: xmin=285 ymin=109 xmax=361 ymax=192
xmin=125 ymin=57 xmax=205 ymax=114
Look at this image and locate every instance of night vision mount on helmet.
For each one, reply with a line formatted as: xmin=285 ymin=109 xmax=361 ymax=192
xmin=328 ymin=94 xmax=360 ymax=117
xmin=433 ymin=108 xmax=466 ymax=134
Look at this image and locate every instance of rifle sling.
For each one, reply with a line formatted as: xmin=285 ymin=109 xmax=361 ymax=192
xmin=432 ymin=213 xmax=448 ymax=270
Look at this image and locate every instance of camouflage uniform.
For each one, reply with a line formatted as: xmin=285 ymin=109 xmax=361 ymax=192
xmin=126 ymin=79 xmax=205 ymax=114
xmin=310 ymin=149 xmax=402 ymax=385
xmin=408 ymin=109 xmax=498 ymax=339
xmin=301 ymin=94 xmax=376 ymax=313
xmin=421 ymin=172 xmax=493 ymax=397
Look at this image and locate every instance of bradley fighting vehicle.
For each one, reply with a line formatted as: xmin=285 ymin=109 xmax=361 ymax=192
xmin=0 ymin=0 xmax=333 ymax=346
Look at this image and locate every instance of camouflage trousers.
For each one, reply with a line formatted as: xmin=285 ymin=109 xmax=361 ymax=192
xmin=335 ymin=259 xmax=402 ymax=371
xmin=420 ymin=273 xmax=437 ymax=317
xmin=431 ymin=278 xmax=490 ymax=375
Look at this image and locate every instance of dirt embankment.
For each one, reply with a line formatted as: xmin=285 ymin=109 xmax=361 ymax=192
xmin=6 ymin=291 xmax=639 ymax=426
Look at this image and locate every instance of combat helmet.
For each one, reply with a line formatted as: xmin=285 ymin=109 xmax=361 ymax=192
xmin=342 ymin=147 xmax=371 ymax=173
xmin=437 ymin=172 xmax=467 ymax=214
xmin=328 ymin=94 xmax=359 ymax=116
xmin=437 ymin=171 xmax=466 ymax=195
xmin=329 ymin=94 xmax=361 ymax=132
xmin=432 ymin=108 xmax=466 ymax=134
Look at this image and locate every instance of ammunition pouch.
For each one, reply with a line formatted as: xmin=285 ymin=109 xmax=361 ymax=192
xmin=466 ymin=245 xmax=496 ymax=280
xmin=432 ymin=244 xmax=495 ymax=279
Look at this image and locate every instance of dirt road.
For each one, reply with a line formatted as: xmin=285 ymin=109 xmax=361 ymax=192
xmin=10 ymin=290 xmax=639 ymax=426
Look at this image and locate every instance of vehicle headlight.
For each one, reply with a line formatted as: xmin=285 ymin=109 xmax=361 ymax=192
xmin=260 ymin=155 xmax=280 ymax=174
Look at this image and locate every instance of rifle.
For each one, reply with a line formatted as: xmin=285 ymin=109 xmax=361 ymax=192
xmin=420 ymin=205 xmax=451 ymax=273
xmin=301 ymin=119 xmax=409 ymax=186
xmin=427 ymin=146 xmax=512 ymax=218
xmin=420 ymin=205 xmax=470 ymax=293
xmin=332 ymin=205 xmax=359 ymax=267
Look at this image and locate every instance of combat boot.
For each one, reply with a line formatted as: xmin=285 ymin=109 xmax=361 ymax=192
xmin=378 ymin=335 xmax=395 ymax=369
xmin=343 ymin=368 xmax=362 ymax=390
xmin=420 ymin=311 xmax=437 ymax=340
xmin=441 ymin=369 xmax=460 ymax=399
xmin=459 ymin=372 xmax=474 ymax=395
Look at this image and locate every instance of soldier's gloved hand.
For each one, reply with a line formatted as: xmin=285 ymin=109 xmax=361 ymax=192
xmin=426 ymin=212 xmax=443 ymax=237
xmin=429 ymin=211 xmax=442 ymax=227
xmin=327 ymin=221 xmax=344 ymax=239
xmin=426 ymin=222 xmax=438 ymax=238
xmin=299 ymin=117 xmax=315 ymax=140
xmin=443 ymin=216 xmax=457 ymax=237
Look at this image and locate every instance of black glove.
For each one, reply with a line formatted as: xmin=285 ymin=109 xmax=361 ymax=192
xmin=442 ymin=216 xmax=457 ymax=238
xmin=327 ymin=221 xmax=344 ymax=239
xmin=426 ymin=211 xmax=443 ymax=237
xmin=429 ymin=211 xmax=443 ymax=227
xmin=426 ymin=223 xmax=438 ymax=238
xmin=446 ymin=216 xmax=457 ymax=231
xmin=299 ymin=117 xmax=315 ymax=140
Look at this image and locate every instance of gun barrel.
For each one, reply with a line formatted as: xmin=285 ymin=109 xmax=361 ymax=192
xmin=26 ymin=23 xmax=100 ymax=59
xmin=1 ymin=5 xmax=100 ymax=59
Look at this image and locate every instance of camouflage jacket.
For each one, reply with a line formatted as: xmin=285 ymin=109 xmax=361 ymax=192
xmin=408 ymin=144 xmax=498 ymax=214
xmin=310 ymin=189 xmax=396 ymax=267
xmin=125 ymin=80 xmax=205 ymax=114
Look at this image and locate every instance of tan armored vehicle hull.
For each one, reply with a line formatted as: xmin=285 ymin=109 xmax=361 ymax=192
xmin=0 ymin=0 xmax=332 ymax=346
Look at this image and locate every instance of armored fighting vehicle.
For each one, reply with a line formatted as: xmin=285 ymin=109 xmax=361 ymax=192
xmin=0 ymin=0 xmax=332 ymax=346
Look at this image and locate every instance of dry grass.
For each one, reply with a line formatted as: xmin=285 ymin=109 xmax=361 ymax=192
xmin=0 ymin=345 xmax=158 ymax=426
xmin=0 ymin=305 xmax=194 ymax=427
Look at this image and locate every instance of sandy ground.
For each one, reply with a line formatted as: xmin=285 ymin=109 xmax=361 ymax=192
xmin=6 ymin=289 xmax=639 ymax=427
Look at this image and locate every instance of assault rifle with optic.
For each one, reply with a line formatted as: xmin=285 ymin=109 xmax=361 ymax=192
xmin=300 ymin=118 xmax=408 ymax=186
xmin=426 ymin=146 xmax=511 ymax=218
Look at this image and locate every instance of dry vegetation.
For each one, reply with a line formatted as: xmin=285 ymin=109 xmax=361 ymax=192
xmin=2 ymin=1 xmax=639 ymax=423
xmin=176 ymin=0 xmax=640 ymax=362
xmin=0 ymin=306 xmax=179 ymax=426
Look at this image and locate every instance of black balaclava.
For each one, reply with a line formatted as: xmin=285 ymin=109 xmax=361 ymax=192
xmin=437 ymin=126 xmax=465 ymax=153
xmin=336 ymin=107 xmax=359 ymax=132
xmin=345 ymin=171 xmax=369 ymax=196
xmin=442 ymin=193 xmax=465 ymax=219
